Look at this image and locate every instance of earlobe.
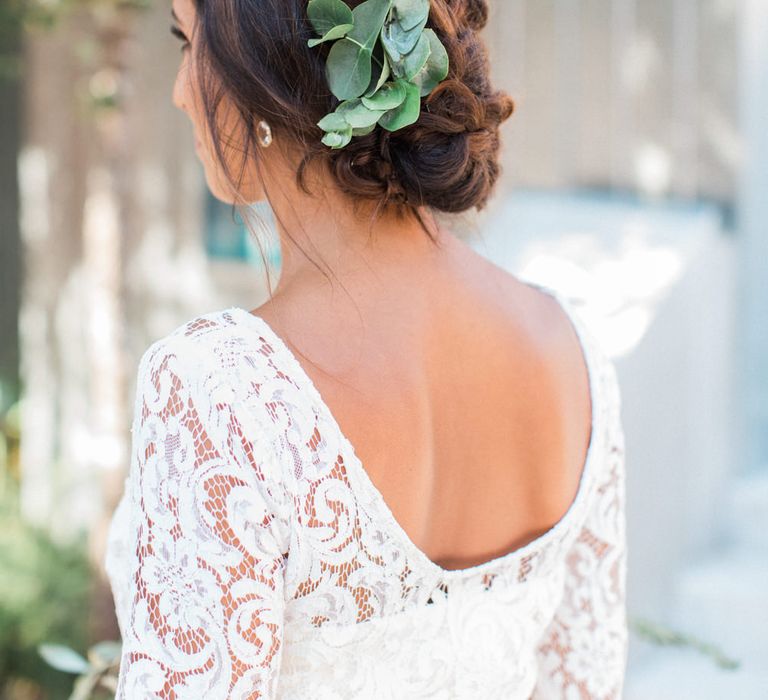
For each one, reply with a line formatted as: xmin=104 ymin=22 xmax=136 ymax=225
xmin=172 ymin=72 xmax=186 ymax=111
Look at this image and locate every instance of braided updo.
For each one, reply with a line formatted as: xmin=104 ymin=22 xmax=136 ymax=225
xmin=193 ymin=0 xmax=514 ymax=220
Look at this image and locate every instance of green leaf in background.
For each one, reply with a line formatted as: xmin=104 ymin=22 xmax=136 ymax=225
xmin=38 ymin=637 xmax=123 ymax=699
xmin=379 ymin=79 xmax=421 ymax=131
xmin=629 ymin=616 xmax=741 ymax=671
xmin=86 ymin=639 xmax=122 ymax=668
xmin=361 ymin=79 xmax=407 ymax=110
xmin=37 ymin=643 xmax=90 ymax=674
xmin=308 ymin=23 xmax=354 ymax=48
xmin=412 ymin=28 xmax=449 ymax=96
xmin=307 ymin=0 xmax=354 ymax=36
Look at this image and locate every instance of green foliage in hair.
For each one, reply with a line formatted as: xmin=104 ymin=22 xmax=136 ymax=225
xmin=306 ymin=0 xmax=449 ymax=149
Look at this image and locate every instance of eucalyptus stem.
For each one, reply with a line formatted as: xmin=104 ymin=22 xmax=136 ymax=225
xmin=345 ymin=36 xmax=366 ymax=50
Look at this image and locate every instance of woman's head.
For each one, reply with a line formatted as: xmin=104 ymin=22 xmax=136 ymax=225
xmin=170 ymin=0 xmax=514 ymax=233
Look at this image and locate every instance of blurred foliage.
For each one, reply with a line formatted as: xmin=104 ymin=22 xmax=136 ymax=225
xmin=630 ymin=615 xmax=741 ymax=670
xmin=0 ymin=0 xmax=151 ymax=31
xmin=0 ymin=0 xmax=151 ymax=82
xmin=0 ymin=471 xmax=93 ymax=700
xmin=1 ymin=395 xmax=21 ymax=484
xmin=37 ymin=641 xmax=119 ymax=700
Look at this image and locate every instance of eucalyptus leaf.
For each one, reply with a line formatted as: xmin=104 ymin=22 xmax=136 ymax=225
xmin=364 ymin=41 xmax=390 ymax=96
xmin=308 ymin=23 xmax=354 ymax=48
xmin=327 ymin=0 xmax=393 ymax=100
xmin=308 ymin=0 xmax=450 ymax=148
xmin=381 ymin=35 xmax=401 ymax=65
xmin=401 ymin=30 xmax=431 ymax=80
xmin=347 ymin=0 xmax=392 ymax=47
xmin=388 ymin=55 xmax=406 ymax=79
xmin=352 ymin=122 xmax=378 ymax=136
xmin=361 ymin=80 xmax=407 ymax=110
xmin=326 ymin=38 xmax=372 ymax=100
xmin=382 ymin=11 xmax=428 ymax=56
xmin=317 ymin=111 xmax=351 ymax=132
xmin=322 ymin=126 xmax=354 ymax=149
xmin=337 ymin=98 xmax=387 ymax=127
xmin=412 ymin=28 xmax=449 ymax=96
xmin=38 ymin=643 xmax=91 ymax=674
xmin=307 ymin=0 xmax=354 ymax=37
xmin=379 ymin=79 xmax=421 ymax=131
xmin=392 ymin=0 xmax=430 ymax=31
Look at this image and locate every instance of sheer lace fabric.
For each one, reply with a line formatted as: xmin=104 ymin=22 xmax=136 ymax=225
xmin=104 ymin=283 xmax=628 ymax=699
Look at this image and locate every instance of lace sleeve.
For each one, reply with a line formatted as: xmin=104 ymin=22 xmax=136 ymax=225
xmin=531 ymin=359 xmax=629 ymax=700
xmin=115 ymin=336 xmax=291 ymax=699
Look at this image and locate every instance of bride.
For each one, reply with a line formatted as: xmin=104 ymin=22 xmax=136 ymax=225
xmin=105 ymin=0 xmax=628 ymax=697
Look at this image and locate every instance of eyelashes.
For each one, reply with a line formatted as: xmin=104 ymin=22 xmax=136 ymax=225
xmin=170 ymin=24 xmax=190 ymax=52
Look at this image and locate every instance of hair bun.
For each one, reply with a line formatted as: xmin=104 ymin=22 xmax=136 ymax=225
xmin=322 ymin=0 xmax=513 ymax=215
xmin=445 ymin=0 xmax=489 ymax=31
xmin=462 ymin=0 xmax=489 ymax=31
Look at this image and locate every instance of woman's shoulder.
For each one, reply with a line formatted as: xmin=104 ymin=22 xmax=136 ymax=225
xmin=134 ymin=305 xmax=309 ymax=433
xmin=139 ymin=305 xmax=255 ymax=351
xmin=137 ymin=305 xmax=273 ymax=376
xmin=132 ymin=306 xmax=304 ymax=498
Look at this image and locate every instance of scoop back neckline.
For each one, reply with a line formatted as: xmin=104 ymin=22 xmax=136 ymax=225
xmin=223 ymin=280 xmax=603 ymax=581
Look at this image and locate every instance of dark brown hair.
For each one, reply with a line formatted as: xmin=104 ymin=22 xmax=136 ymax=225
xmin=190 ymin=0 xmax=514 ymax=282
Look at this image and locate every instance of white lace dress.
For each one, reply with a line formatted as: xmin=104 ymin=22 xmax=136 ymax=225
xmin=104 ymin=281 xmax=628 ymax=699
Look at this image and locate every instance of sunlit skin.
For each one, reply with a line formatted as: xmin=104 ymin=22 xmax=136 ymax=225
xmin=168 ymin=0 xmax=592 ymax=574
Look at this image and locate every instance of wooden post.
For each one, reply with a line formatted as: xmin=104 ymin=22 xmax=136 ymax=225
xmin=0 ymin=10 xmax=22 ymax=424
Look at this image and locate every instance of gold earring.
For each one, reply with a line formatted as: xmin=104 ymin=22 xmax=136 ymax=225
xmin=257 ymin=120 xmax=273 ymax=148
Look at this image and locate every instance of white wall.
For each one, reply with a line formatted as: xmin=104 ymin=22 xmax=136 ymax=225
xmin=737 ymin=0 xmax=768 ymax=474
xmin=470 ymin=189 xmax=737 ymax=634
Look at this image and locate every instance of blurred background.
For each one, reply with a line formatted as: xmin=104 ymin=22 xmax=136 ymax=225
xmin=1 ymin=0 xmax=766 ymax=698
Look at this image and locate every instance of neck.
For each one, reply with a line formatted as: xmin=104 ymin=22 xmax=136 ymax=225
xmin=258 ymin=154 xmax=456 ymax=300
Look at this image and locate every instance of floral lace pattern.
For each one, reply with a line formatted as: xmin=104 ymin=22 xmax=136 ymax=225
xmin=104 ymin=282 xmax=628 ymax=699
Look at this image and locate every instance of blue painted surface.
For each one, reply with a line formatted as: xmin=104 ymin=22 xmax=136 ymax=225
xmin=204 ymin=195 xmax=282 ymax=269
xmin=485 ymin=188 xmax=727 ymax=242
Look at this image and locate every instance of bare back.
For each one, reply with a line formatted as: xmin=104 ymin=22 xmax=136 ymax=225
xmin=253 ymin=236 xmax=593 ymax=572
